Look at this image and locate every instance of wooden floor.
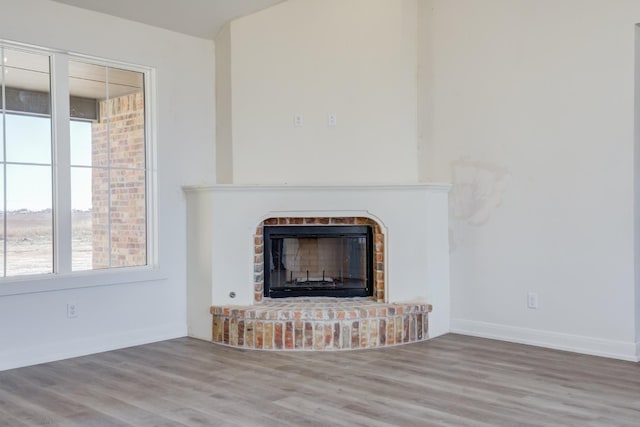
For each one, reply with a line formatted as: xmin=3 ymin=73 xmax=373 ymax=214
xmin=1 ymin=334 xmax=639 ymax=426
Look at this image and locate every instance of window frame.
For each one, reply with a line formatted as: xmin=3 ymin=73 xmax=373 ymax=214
xmin=0 ymin=40 xmax=160 ymax=296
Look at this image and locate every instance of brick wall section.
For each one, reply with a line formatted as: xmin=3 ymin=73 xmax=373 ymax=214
xmin=91 ymin=92 xmax=146 ymax=268
xmin=211 ymin=298 xmax=432 ymax=351
xmin=255 ymin=217 xmax=385 ymax=302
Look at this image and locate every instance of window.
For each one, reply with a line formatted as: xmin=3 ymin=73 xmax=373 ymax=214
xmin=68 ymin=62 xmax=147 ymax=271
xmin=0 ymin=43 xmax=152 ymax=280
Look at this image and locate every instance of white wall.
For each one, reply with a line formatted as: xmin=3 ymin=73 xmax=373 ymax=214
xmin=215 ymin=23 xmax=233 ymax=184
xmin=0 ymin=0 xmax=215 ymax=370
xmin=186 ymin=190 xmax=213 ymax=340
xmin=422 ymin=0 xmax=640 ymax=360
xmin=225 ymin=0 xmax=419 ymax=184
xmin=417 ymin=0 xmax=435 ymax=182
xmin=635 ymin=25 xmax=640 ymax=353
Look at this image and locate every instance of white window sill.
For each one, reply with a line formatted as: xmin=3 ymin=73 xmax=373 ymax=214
xmin=0 ymin=266 xmax=167 ymax=297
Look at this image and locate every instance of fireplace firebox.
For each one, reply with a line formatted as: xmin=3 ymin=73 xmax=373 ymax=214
xmin=263 ymin=225 xmax=374 ymax=298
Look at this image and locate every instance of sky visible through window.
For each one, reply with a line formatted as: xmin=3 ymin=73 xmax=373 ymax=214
xmin=0 ymin=113 xmax=92 ymax=212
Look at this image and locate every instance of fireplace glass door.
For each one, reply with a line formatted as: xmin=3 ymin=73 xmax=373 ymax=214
xmin=264 ymin=225 xmax=373 ymax=298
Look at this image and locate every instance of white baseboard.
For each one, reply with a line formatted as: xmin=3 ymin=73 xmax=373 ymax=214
xmin=0 ymin=323 xmax=187 ymax=371
xmin=451 ymin=318 xmax=639 ymax=362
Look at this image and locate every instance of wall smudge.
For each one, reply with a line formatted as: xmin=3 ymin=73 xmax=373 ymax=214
xmin=450 ymin=159 xmax=510 ymax=226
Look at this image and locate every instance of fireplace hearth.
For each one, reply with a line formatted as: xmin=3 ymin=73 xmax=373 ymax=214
xmin=264 ymin=225 xmax=373 ymax=298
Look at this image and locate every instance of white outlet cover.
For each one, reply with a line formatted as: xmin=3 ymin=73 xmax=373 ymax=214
xmin=527 ymin=292 xmax=538 ymax=309
xmin=67 ymin=303 xmax=78 ymax=318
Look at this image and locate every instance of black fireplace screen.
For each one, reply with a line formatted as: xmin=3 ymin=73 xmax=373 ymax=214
xmin=263 ymin=225 xmax=373 ymax=298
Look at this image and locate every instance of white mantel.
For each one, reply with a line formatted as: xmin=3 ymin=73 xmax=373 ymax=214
xmin=184 ymin=184 xmax=451 ymax=340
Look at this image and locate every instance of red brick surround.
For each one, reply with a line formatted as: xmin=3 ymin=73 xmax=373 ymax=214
xmin=254 ymin=216 xmax=385 ymax=302
xmin=211 ymin=298 xmax=432 ymax=350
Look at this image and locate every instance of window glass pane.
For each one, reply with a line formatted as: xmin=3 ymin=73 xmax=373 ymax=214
xmin=69 ymin=63 xmax=145 ymax=169
xmin=69 ymin=61 xmax=106 ymax=99
xmin=110 ymin=168 xmax=146 ymax=268
xmin=108 ymin=68 xmax=145 ymax=170
xmin=0 ymin=47 xmax=4 ymax=164
xmin=89 ymin=168 xmax=110 ymax=270
xmin=0 ymin=115 xmax=3 ymax=163
xmin=3 ymin=49 xmax=51 ymax=164
xmin=5 ymin=164 xmax=52 ymax=276
xmin=5 ymin=115 xmax=52 ymax=164
xmin=70 ymin=120 xmax=92 ymax=166
xmin=71 ymin=167 xmax=93 ymax=271
xmin=69 ymin=62 xmax=106 ymax=167
xmin=0 ymin=168 xmax=4 ymax=277
xmin=1 ymin=52 xmax=4 ymax=274
xmin=69 ymin=61 xmax=147 ymax=271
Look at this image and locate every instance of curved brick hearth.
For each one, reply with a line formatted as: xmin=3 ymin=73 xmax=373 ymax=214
xmin=211 ymin=298 xmax=432 ymax=351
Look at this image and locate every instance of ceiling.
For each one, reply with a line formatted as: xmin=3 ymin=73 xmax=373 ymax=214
xmin=50 ymin=0 xmax=285 ymax=40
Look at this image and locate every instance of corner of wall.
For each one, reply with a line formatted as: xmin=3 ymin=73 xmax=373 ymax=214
xmin=215 ymin=23 xmax=233 ymax=184
xmin=417 ymin=0 xmax=435 ymax=182
xmin=634 ymin=24 xmax=640 ymax=345
xmin=185 ymin=190 xmax=214 ymax=340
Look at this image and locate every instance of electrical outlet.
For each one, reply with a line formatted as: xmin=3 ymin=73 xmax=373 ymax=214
xmin=293 ymin=113 xmax=303 ymax=127
xmin=328 ymin=113 xmax=337 ymax=127
xmin=67 ymin=303 xmax=78 ymax=318
xmin=527 ymin=292 xmax=538 ymax=309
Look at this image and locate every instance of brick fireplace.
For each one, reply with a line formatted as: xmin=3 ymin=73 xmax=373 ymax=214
xmin=211 ymin=214 xmax=435 ymax=351
xmin=184 ymin=184 xmax=451 ymax=350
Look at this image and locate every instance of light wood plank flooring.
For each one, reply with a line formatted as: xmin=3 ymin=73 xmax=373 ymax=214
xmin=0 ymin=334 xmax=639 ymax=426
